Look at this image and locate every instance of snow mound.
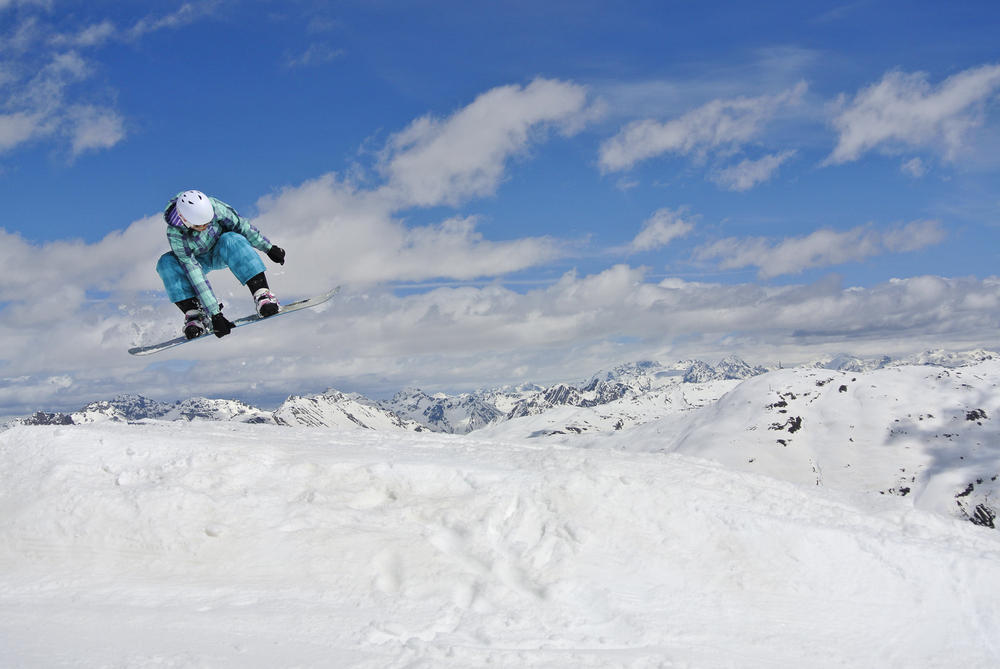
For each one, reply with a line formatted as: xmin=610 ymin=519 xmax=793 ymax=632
xmin=607 ymin=359 xmax=1000 ymax=526
xmin=1 ymin=422 xmax=999 ymax=667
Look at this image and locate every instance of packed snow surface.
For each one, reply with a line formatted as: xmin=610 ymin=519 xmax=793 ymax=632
xmin=2 ymin=413 xmax=1000 ymax=667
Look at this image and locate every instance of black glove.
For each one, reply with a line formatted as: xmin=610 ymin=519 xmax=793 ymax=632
xmin=212 ymin=312 xmax=235 ymax=338
xmin=267 ymin=245 xmax=285 ymax=265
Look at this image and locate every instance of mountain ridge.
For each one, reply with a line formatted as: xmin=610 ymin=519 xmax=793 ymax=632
xmin=8 ymin=349 xmax=999 ymax=435
xmin=5 ymin=354 xmax=774 ymax=432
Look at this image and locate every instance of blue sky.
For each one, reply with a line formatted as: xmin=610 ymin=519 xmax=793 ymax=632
xmin=2 ymin=0 xmax=1000 ymax=415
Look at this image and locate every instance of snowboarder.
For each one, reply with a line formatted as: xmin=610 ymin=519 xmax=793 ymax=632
xmin=156 ymin=190 xmax=286 ymax=340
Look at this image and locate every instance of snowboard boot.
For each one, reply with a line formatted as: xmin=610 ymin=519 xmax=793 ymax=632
xmin=253 ymin=288 xmax=280 ymax=317
xmin=248 ymin=272 xmax=280 ymax=317
xmin=175 ymin=298 xmax=210 ymax=339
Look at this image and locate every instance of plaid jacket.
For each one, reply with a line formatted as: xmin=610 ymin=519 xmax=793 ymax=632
xmin=163 ymin=194 xmax=272 ymax=316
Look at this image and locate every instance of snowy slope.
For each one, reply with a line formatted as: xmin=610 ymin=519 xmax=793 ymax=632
xmin=585 ymin=360 xmax=1000 ymax=526
xmin=1 ymin=421 xmax=999 ymax=667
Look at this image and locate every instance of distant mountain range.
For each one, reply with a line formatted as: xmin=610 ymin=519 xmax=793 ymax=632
xmin=4 ymin=355 xmax=770 ymax=432
xmin=8 ymin=350 xmax=998 ymax=434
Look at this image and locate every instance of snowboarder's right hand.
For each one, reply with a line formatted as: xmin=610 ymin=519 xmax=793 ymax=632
xmin=267 ymin=245 xmax=285 ymax=265
xmin=211 ymin=312 xmax=235 ymax=338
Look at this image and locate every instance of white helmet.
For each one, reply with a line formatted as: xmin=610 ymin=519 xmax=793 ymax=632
xmin=176 ymin=190 xmax=214 ymax=228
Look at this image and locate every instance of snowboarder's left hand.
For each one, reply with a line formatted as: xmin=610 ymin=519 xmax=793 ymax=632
xmin=211 ymin=312 xmax=235 ymax=338
xmin=267 ymin=245 xmax=285 ymax=265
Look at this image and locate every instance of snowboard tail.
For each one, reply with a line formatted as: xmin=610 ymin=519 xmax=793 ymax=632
xmin=128 ymin=286 xmax=340 ymax=356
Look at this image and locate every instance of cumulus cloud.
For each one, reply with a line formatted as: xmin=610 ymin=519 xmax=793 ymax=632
xmin=251 ymin=177 xmax=565 ymax=295
xmin=826 ymin=64 xmax=1000 ymax=165
xmin=378 ymin=78 xmax=599 ymax=208
xmin=711 ymin=150 xmax=797 ymax=191
xmin=695 ymin=220 xmax=946 ymax=278
xmin=599 ymin=82 xmax=806 ymax=172
xmin=68 ymin=105 xmax=126 ymax=156
xmin=625 ymin=208 xmax=696 ymax=253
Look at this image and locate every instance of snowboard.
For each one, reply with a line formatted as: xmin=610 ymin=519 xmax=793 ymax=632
xmin=128 ymin=286 xmax=340 ymax=356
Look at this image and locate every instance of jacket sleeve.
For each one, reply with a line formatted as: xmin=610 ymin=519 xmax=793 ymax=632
xmin=166 ymin=226 xmax=222 ymax=316
xmin=211 ymin=198 xmax=273 ymax=253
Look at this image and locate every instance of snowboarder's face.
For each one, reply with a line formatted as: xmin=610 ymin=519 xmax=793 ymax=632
xmin=179 ymin=212 xmax=211 ymax=231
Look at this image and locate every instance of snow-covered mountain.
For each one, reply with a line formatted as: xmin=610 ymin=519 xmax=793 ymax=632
xmin=380 ymin=388 xmax=505 ymax=433
xmin=655 ymin=360 xmax=998 ymax=528
xmin=11 ymin=352 xmax=1000 ymax=438
xmin=810 ymin=352 xmax=893 ymax=372
xmin=6 ymin=356 xmax=772 ymax=434
xmin=487 ymin=359 xmax=1000 ymax=529
xmin=897 ymin=347 xmax=1000 ymax=367
xmin=16 ymin=394 xmax=273 ymax=426
xmin=809 ymin=348 xmax=1000 ymax=372
xmin=273 ymin=389 xmax=425 ymax=431
xmin=497 ymin=357 xmax=768 ymax=426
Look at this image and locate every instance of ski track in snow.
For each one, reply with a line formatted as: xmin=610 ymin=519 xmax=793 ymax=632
xmin=2 ymin=420 xmax=1000 ymax=668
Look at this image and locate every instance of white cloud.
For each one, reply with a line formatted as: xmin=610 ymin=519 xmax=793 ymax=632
xmin=900 ymin=157 xmax=928 ymax=178
xmin=68 ymin=105 xmax=126 ymax=156
xmin=0 ymin=50 xmax=121 ymax=157
xmin=627 ymin=208 xmax=696 ymax=253
xmin=0 ymin=5 xmax=221 ymax=159
xmin=0 ymin=14 xmax=43 ymax=53
xmin=599 ymin=82 xmax=806 ymax=172
xmin=711 ymin=150 xmax=797 ymax=191
xmin=696 ymin=220 xmax=946 ymax=278
xmin=826 ymin=64 xmax=1000 ymax=165
xmin=125 ymin=3 xmax=219 ymax=40
xmin=378 ymin=78 xmax=598 ymax=208
xmin=0 ymin=111 xmax=41 ymax=151
xmin=250 ymin=176 xmax=565 ymax=295
xmin=49 ymin=20 xmax=115 ymax=48
xmin=880 ymin=220 xmax=947 ymax=253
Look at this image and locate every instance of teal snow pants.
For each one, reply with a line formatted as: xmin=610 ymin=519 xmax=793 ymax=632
xmin=156 ymin=232 xmax=266 ymax=305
